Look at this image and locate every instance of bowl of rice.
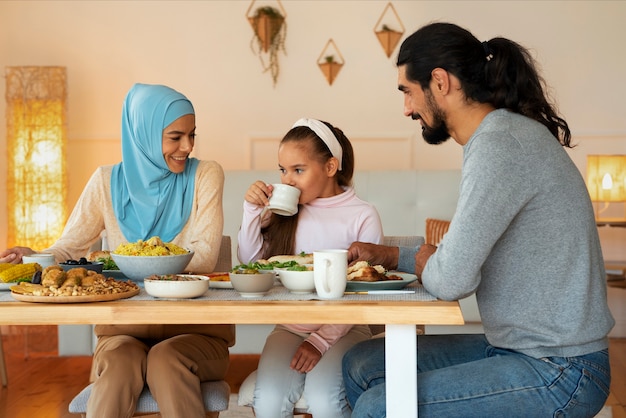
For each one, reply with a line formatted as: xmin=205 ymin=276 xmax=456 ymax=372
xmin=111 ymin=237 xmax=194 ymax=281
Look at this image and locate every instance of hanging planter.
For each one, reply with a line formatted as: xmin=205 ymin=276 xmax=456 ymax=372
xmin=317 ymin=39 xmax=344 ymax=86
xmin=247 ymin=0 xmax=287 ymax=86
xmin=374 ymin=3 xmax=405 ymax=58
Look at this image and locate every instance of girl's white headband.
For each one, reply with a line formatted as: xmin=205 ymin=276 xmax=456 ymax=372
xmin=292 ymin=118 xmax=342 ymax=170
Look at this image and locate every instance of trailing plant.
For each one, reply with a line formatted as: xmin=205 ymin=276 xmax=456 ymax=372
xmin=250 ymin=5 xmax=287 ymax=87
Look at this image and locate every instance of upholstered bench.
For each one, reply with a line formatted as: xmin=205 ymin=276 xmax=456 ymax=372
xmin=68 ymin=380 xmax=230 ymax=417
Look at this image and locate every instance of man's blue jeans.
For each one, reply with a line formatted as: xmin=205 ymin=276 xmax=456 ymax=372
xmin=342 ymin=334 xmax=610 ymax=418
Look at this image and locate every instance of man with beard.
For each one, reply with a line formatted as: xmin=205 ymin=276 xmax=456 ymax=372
xmin=341 ymin=22 xmax=614 ymax=418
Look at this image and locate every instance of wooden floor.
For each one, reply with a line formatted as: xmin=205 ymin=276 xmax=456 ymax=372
xmin=0 ymin=329 xmax=624 ymax=417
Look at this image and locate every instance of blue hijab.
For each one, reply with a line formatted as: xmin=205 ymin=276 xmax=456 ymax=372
xmin=111 ymin=83 xmax=199 ymax=242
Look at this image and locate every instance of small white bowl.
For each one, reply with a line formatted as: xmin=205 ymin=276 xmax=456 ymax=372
xmin=111 ymin=251 xmax=194 ymax=281
xmin=144 ymin=274 xmax=209 ymax=299
xmin=22 ymin=253 xmax=56 ymax=269
xmin=277 ymin=269 xmax=315 ymax=294
xmin=229 ymin=272 xmax=275 ymax=297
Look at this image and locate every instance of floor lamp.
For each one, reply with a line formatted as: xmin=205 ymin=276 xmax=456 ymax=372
xmin=5 ymin=66 xmax=68 ymax=249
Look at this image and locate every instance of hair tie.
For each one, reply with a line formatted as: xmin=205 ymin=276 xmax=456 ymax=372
xmin=482 ymin=41 xmax=493 ymax=62
xmin=291 ymin=118 xmax=343 ymax=170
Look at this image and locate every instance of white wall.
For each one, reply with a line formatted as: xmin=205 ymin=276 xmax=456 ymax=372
xmin=1 ymin=1 xmax=626 ymax=247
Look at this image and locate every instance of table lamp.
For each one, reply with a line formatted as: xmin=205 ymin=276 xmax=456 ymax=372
xmin=586 ymin=155 xmax=626 ymax=225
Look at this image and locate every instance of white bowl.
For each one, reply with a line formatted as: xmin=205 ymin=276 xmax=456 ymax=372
xmin=22 ymin=253 xmax=56 ymax=269
xmin=110 ymin=251 xmax=194 ymax=281
xmin=277 ymin=269 xmax=315 ymax=294
xmin=144 ymin=274 xmax=209 ymax=299
xmin=229 ymin=272 xmax=275 ymax=297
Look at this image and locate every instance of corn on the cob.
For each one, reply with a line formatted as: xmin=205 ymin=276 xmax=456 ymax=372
xmin=0 ymin=263 xmax=14 ymax=273
xmin=0 ymin=263 xmax=42 ymax=283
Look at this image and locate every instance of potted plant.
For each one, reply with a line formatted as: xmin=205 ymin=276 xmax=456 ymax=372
xmin=248 ymin=4 xmax=287 ymax=86
xmin=375 ymin=24 xmax=403 ymax=58
xmin=317 ymin=41 xmax=344 ymax=86
xmin=373 ymin=3 xmax=405 ymax=58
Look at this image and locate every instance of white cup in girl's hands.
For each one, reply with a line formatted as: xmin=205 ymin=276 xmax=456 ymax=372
xmin=314 ymin=249 xmax=348 ymax=299
xmin=268 ymin=184 xmax=301 ymax=216
xmin=22 ymin=253 xmax=56 ymax=268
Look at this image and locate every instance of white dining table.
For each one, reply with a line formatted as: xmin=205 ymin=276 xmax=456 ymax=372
xmin=0 ymin=284 xmax=464 ymax=417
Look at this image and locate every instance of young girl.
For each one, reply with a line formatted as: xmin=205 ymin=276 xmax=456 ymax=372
xmin=237 ymin=118 xmax=383 ymax=418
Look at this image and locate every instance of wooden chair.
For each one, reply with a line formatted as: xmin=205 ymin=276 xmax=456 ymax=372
xmin=425 ymin=218 xmax=451 ymax=246
xmin=68 ymin=236 xmax=234 ymax=417
xmin=237 ymin=236 xmax=425 ymax=417
xmin=213 ymin=235 xmax=232 ymax=273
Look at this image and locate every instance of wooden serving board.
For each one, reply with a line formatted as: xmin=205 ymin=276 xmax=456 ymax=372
xmin=10 ymin=288 xmax=140 ymax=303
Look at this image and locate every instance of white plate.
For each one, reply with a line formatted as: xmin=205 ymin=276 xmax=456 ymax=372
xmin=209 ymin=280 xmax=233 ymax=289
xmin=345 ymin=272 xmax=417 ymax=292
xmin=0 ymin=282 xmax=15 ymax=291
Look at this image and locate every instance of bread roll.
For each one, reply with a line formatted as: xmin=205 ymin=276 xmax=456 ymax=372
xmin=86 ymin=250 xmax=111 ymax=262
xmin=267 ymin=253 xmax=314 ymax=265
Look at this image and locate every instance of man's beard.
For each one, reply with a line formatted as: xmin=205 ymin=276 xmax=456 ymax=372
xmin=416 ymin=90 xmax=451 ymax=145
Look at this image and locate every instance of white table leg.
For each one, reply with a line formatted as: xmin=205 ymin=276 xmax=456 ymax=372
xmin=385 ymin=324 xmax=417 ymax=417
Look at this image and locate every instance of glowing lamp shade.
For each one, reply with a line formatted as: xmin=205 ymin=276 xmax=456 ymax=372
xmin=5 ymin=66 xmax=67 ymax=249
xmin=586 ymin=155 xmax=626 ymax=202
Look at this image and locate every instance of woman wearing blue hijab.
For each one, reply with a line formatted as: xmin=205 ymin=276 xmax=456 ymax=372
xmin=111 ymin=83 xmax=200 ymax=242
xmin=1 ymin=83 xmax=234 ymax=417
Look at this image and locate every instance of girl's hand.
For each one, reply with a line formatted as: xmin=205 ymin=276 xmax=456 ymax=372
xmin=244 ymin=181 xmax=274 ymax=207
xmin=290 ymin=341 xmax=322 ymax=373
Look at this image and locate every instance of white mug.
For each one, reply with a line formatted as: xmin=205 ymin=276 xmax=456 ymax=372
xmin=268 ymin=184 xmax=301 ymax=216
xmin=313 ymin=249 xmax=348 ymax=299
xmin=22 ymin=253 xmax=56 ymax=269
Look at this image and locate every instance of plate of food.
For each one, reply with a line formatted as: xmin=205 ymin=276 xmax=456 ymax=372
xmin=346 ymin=261 xmax=417 ymax=291
xmin=0 ymin=262 xmax=42 ymax=291
xmin=205 ymin=272 xmax=233 ymax=289
xmin=10 ymin=265 xmax=139 ymax=303
xmin=0 ymin=282 xmax=14 ymax=291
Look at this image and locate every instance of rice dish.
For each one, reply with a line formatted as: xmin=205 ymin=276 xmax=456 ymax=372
xmin=113 ymin=236 xmax=188 ymax=256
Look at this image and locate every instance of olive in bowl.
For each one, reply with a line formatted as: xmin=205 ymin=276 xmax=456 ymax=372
xmin=59 ymin=258 xmax=104 ymax=274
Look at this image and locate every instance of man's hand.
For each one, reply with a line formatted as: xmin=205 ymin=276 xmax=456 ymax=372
xmin=414 ymin=244 xmax=437 ymax=281
xmin=290 ymin=341 xmax=322 ymax=373
xmin=347 ymin=242 xmax=399 ymax=271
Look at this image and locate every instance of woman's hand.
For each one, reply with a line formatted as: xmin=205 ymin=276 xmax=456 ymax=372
xmin=0 ymin=247 xmax=36 ymax=264
xmin=290 ymin=341 xmax=322 ymax=373
xmin=347 ymin=242 xmax=399 ymax=271
xmin=244 ymin=181 xmax=273 ymax=208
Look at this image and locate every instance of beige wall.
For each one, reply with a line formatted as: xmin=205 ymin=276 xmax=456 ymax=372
xmin=1 ymin=1 xmax=625 ymax=252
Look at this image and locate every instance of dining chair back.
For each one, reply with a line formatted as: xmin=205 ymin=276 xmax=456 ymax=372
xmin=214 ymin=235 xmax=232 ymax=272
xmin=425 ymin=218 xmax=451 ymax=246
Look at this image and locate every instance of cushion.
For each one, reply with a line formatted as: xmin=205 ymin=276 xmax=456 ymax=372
xmin=237 ymin=370 xmax=309 ymax=412
xmin=68 ymin=380 xmax=230 ymax=413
